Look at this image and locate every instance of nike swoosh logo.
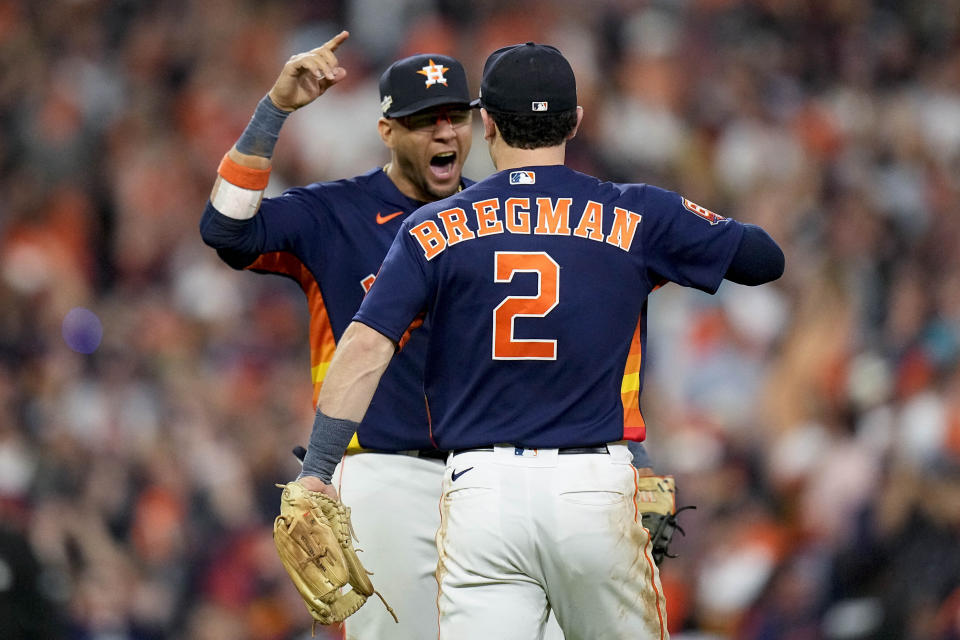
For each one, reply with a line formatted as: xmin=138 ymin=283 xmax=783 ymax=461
xmin=451 ymin=467 xmax=474 ymax=482
xmin=376 ymin=211 xmax=404 ymax=224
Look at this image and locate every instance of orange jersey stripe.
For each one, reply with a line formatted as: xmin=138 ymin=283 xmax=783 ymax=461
xmin=621 ymin=317 xmax=646 ymax=441
xmin=246 ymin=252 xmax=336 ymax=408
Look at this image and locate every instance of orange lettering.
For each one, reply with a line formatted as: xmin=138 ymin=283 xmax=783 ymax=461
xmin=534 ymin=197 xmax=572 ymax=235
xmin=606 ymin=207 xmax=642 ymax=251
xmin=409 ymin=220 xmax=447 ymax=260
xmin=505 ymin=197 xmax=531 ymax=234
xmin=473 ymin=198 xmax=504 ymax=237
xmin=573 ymin=200 xmax=605 ymax=241
xmin=438 ymin=207 xmax=476 ymax=245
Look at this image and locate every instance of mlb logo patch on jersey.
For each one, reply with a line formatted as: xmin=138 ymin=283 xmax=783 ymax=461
xmin=532 ymin=102 xmax=548 ymax=112
xmin=682 ymin=198 xmax=726 ymax=225
xmin=510 ymin=171 xmax=536 ymax=185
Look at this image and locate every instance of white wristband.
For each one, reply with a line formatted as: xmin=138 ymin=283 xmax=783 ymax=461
xmin=211 ymin=179 xmax=262 ymax=220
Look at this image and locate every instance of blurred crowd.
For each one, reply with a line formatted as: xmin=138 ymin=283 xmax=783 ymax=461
xmin=2 ymin=0 xmax=959 ymax=638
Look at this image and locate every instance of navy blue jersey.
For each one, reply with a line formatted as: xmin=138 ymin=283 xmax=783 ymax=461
xmin=200 ymin=168 xmax=473 ymax=451
xmin=354 ymin=165 xmax=745 ymax=450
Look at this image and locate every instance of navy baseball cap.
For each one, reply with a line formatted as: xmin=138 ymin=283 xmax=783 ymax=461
xmin=470 ymin=42 xmax=577 ymax=114
xmin=379 ymin=54 xmax=471 ymax=118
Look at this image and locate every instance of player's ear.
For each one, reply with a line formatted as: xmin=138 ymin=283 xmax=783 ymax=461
xmin=480 ymin=108 xmax=497 ymax=142
xmin=377 ymin=117 xmax=395 ymax=149
xmin=566 ymin=106 xmax=584 ymax=142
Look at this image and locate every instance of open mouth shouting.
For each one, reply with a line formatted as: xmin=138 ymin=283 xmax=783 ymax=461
xmin=430 ymin=151 xmax=457 ymax=181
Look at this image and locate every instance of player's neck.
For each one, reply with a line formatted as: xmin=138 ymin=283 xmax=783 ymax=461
xmin=492 ymin=143 xmax=566 ymax=171
xmin=383 ymin=161 xmax=430 ymax=203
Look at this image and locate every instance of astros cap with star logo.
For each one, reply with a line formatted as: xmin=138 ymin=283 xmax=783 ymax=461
xmin=379 ymin=54 xmax=471 ymax=118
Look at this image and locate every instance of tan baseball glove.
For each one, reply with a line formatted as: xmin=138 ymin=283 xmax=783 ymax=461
xmin=636 ymin=475 xmax=695 ymax=565
xmin=273 ymin=481 xmax=397 ymax=633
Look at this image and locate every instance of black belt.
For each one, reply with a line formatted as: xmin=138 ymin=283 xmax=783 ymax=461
xmin=352 ymin=448 xmax=450 ymax=460
xmin=414 ymin=449 xmax=450 ymax=460
xmin=452 ymin=445 xmax=610 ymax=457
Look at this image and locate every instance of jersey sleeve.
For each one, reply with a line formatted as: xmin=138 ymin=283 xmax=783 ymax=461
xmin=199 ymin=186 xmax=329 ymax=258
xmin=353 ymin=222 xmax=432 ymax=343
xmin=639 ymin=185 xmax=745 ymax=294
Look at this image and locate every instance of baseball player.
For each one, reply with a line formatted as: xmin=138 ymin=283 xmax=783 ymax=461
xmin=201 ymin=32 xmax=624 ymax=639
xmin=199 ymin=32 xmax=473 ymax=639
xmin=296 ymin=42 xmax=784 ymax=639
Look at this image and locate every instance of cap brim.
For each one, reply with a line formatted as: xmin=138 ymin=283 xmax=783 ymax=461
xmin=387 ymin=95 xmax=472 ymax=118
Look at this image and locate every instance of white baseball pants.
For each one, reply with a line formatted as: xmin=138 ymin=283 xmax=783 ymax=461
xmin=334 ymin=451 xmax=569 ymax=639
xmin=435 ymin=444 xmax=669 ymax=640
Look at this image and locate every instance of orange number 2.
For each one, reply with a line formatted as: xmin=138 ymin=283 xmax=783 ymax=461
xmin=492 ymin=251 xmax=559 ymax=360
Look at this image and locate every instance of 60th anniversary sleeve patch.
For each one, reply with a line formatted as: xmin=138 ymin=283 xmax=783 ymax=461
xmin=681 ymin=198 xmax=726 ymax=225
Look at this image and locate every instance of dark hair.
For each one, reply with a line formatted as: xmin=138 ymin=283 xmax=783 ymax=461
xmin=488 ymin=110 xmax=578 ymax=149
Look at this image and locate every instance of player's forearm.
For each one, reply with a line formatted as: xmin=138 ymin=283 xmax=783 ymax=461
xmin=317 ymin=322 xmax=397 ymax=423
xmin=299 ymin=411 xmax=358 ymax=483
xmin=224 ymin=145 xmax=272 ymax=170
xmin=300 ymin=323 xmax=395 ymax=483
xmin=208 ymin=95 xmax=291 ymax=219
xmin=208 ymin=32 xmax=349 ymax=225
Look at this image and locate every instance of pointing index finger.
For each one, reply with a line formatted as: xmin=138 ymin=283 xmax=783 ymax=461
xmin=319 ymin=30 xmax=349 ymax=54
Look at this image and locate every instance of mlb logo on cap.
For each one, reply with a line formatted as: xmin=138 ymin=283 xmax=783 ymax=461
xmin=532 ymin=102 xmax=548 ymax=111
xmin=510 ymin=171 xmax=536 ymax=185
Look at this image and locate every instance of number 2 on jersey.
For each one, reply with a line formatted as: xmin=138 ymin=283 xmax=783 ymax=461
xmin=492 ymin=251 xmax=559 ymax=360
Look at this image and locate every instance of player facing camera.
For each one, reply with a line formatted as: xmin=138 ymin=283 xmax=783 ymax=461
xmin=377 ymin=54 xmax=473 ymax=202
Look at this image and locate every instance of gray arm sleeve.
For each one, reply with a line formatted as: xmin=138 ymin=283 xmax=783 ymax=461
xmin=627 ymin=440 xmax=654 ymax=470
xmin=298 ymin=410 xmax=359 ymax=483
xmin=235 ymin=95 xmax=290 ymax=158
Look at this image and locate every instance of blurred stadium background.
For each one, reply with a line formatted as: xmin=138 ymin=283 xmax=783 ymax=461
xmin=2 ymin=0 xmax=960 ymax=638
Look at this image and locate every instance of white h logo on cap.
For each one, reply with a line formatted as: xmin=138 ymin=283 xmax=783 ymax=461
xmin=418 ymin=60 xmax=449 ymax=87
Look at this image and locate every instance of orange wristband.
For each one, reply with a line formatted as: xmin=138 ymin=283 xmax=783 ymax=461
xmin=217 ymin=154 xmax=271 ymax=190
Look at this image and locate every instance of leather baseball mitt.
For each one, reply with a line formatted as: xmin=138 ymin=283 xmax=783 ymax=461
xmin=273 ymin=481 xmax=397 ymax=633
xmin=636 ymin=475 xmax=695 ymax=565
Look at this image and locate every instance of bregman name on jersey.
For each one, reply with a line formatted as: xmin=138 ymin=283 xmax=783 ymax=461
xmin=408 ymin=196 xmax=642 ymax=260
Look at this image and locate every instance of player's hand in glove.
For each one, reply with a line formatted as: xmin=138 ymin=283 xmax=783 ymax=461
xmin=273 ymin=478 xmax=398 ymax=634
xmin=636 ymin=475 xmax=695 ymax=565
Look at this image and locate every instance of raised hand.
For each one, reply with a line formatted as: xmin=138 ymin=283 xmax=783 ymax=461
xmin=268 ymin=30 xmax=350 ymax=111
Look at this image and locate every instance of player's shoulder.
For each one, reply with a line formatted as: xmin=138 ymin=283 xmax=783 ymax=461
xmin=278 ymin=168 xmax=397 ymax=210
xmin=557 ymin=169 xmax=655 ymax=206
xmin=632 ymin=183 xmax=734 ymax=227
xmin=599 ymin=180 xmax=680 ymax=212
xmin=578 ymin=176 xmax=704 ymax=225
xmin=533 ymin=166 xmax=648 ymax=201
xmin=299 ymin=167 xmax=382 ymax=196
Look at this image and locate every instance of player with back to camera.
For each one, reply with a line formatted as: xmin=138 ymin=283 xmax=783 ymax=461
xmin=200 ymin=31 xmax=670 ymax=638
xmin=294 ymin=42 xmax=785 ymax=639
